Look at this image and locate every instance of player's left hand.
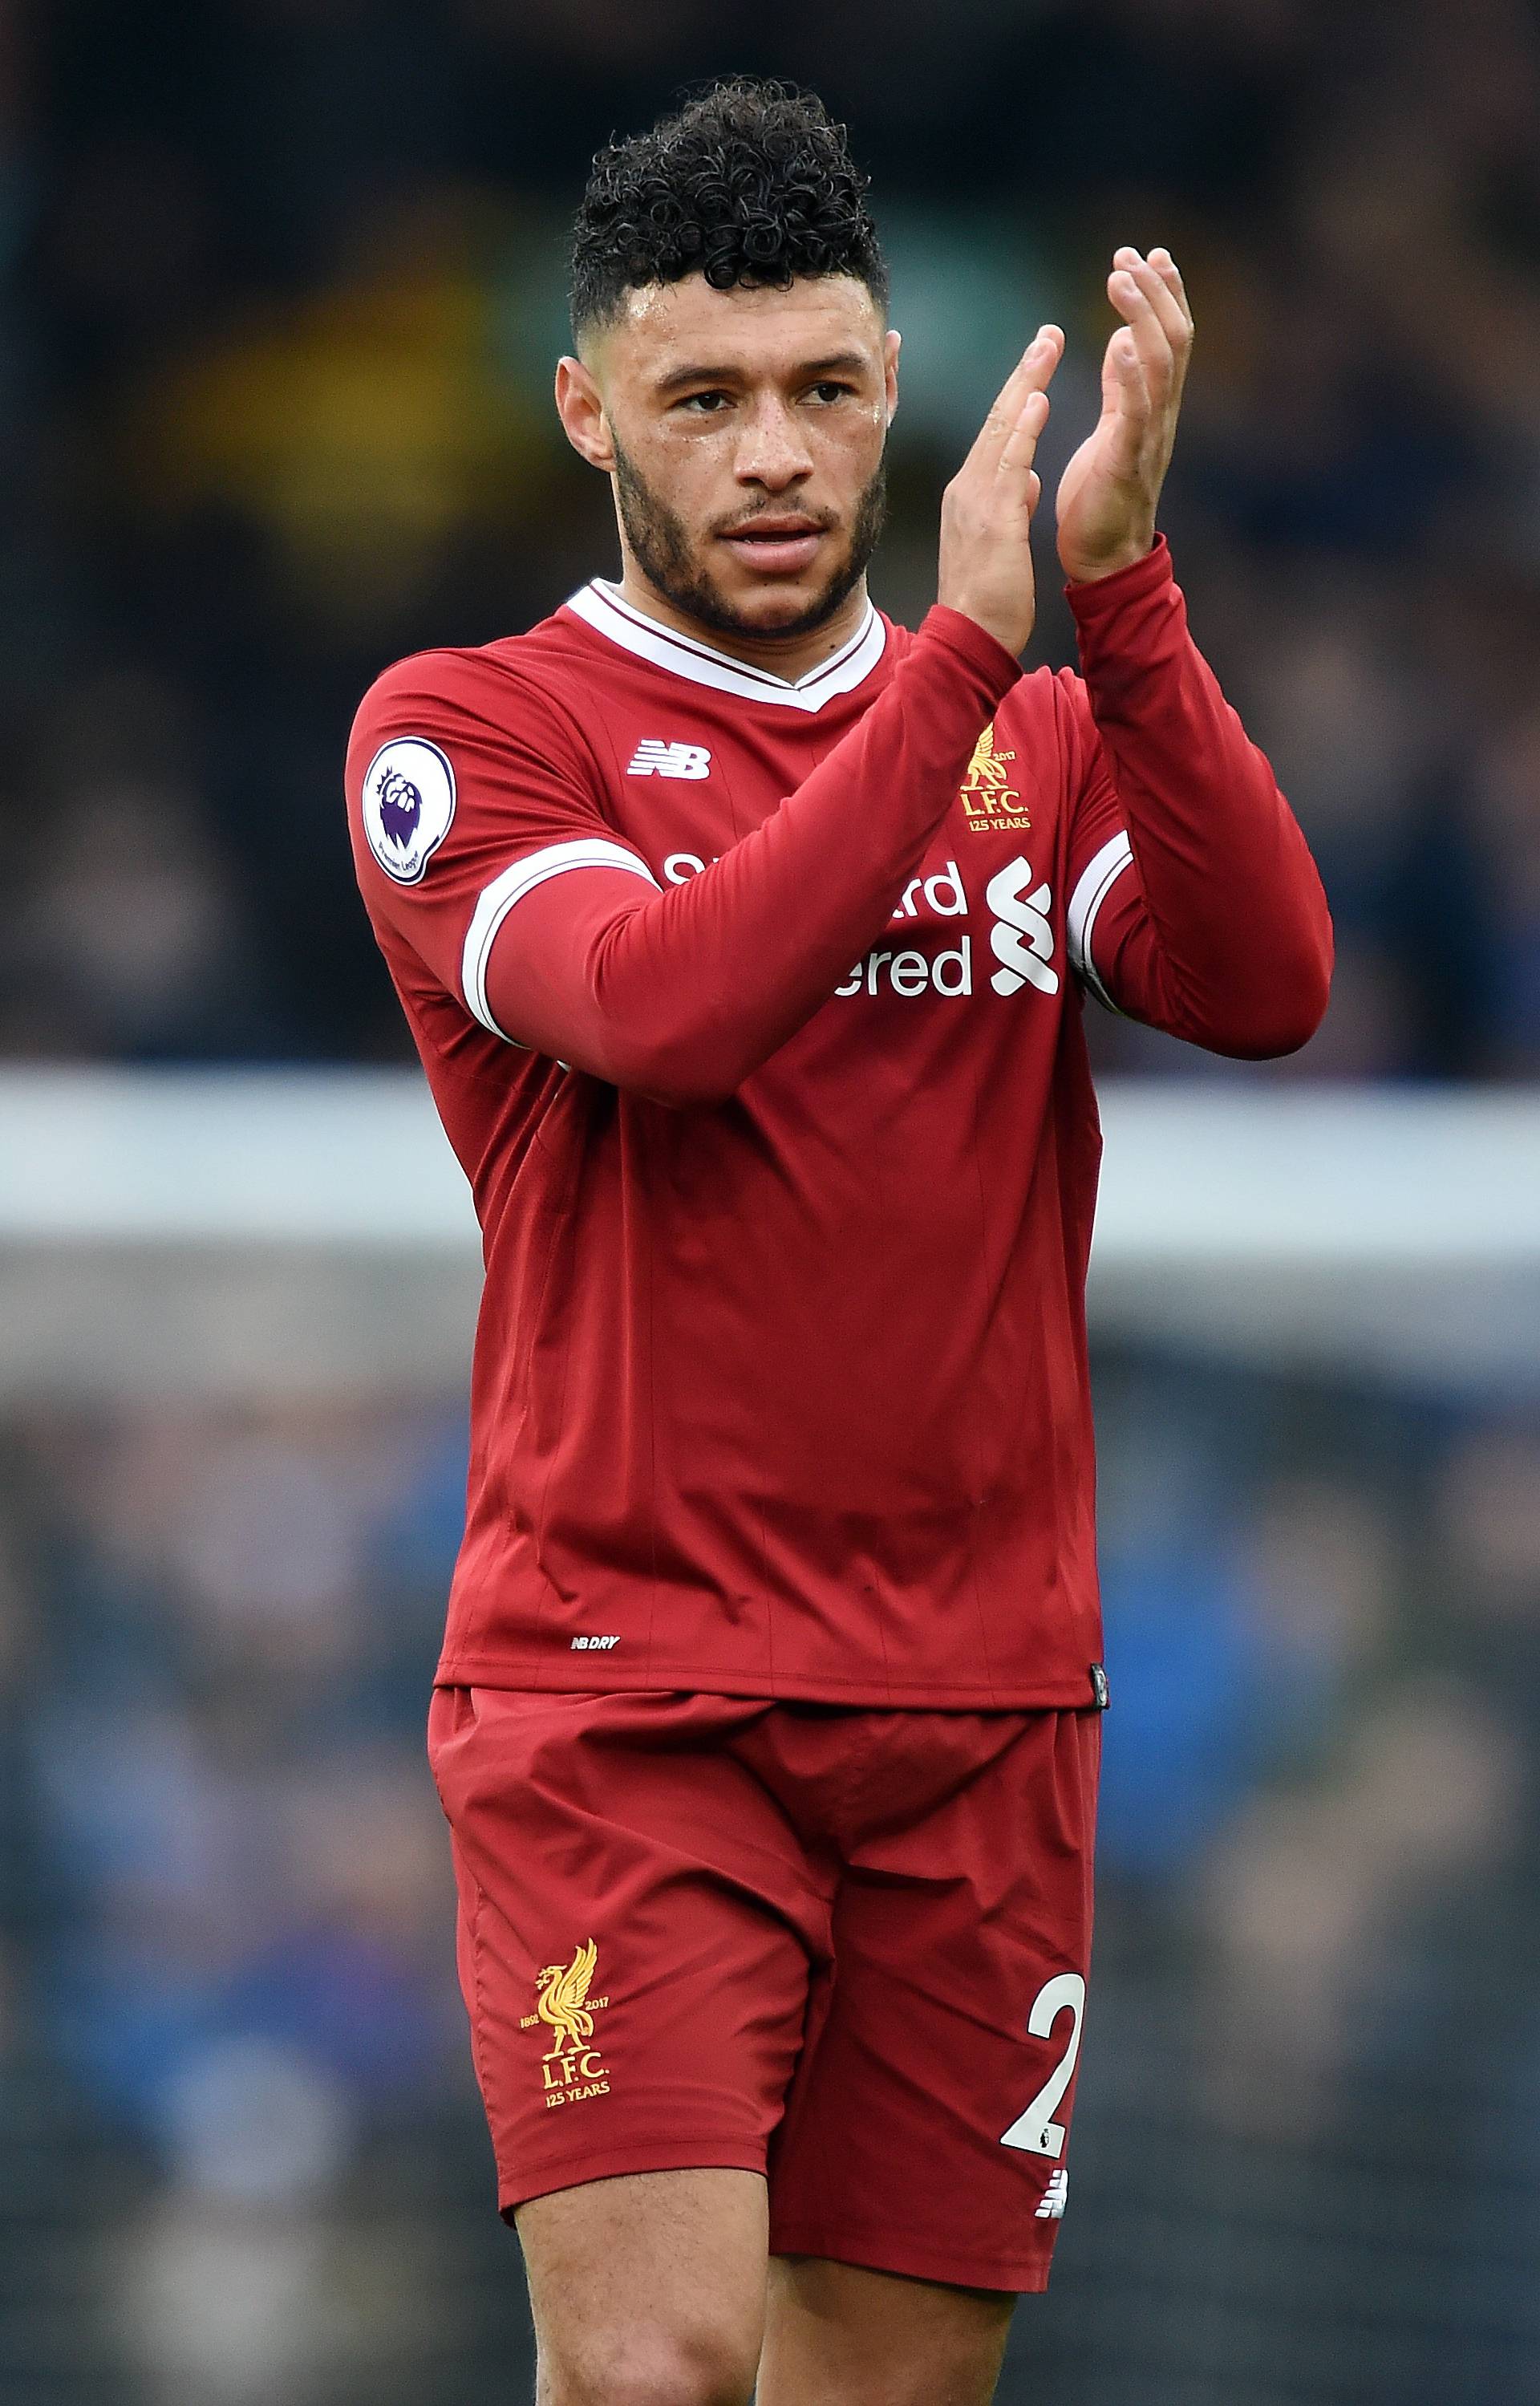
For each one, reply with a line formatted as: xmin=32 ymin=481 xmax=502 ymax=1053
xmin=1056 ymin=247 xmax=1193 ymax=585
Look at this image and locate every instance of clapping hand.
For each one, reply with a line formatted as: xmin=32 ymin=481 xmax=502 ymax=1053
xmin=937 ymin=324 xmax=1065 ymax=656
xmin=1055 ymin=247 xmax=1193 ymax=586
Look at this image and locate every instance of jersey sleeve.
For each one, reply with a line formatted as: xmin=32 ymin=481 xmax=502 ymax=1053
xmin=1058 ymin=539 xmax=1333 ymax=1057
xmin=346 ymin=651 xmax=656 ymax=1029
xmin=347 ymin=610 xmax=1023 ymax=1107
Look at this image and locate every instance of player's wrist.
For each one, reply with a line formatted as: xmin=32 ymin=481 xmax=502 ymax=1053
xmin=1062 ymin=533 xmax=1156 ymax=586
xmin=1064 ymin=533 xmax=1173 ymax=615
xmin=919 ymin=603 xmax=1029 ymax=697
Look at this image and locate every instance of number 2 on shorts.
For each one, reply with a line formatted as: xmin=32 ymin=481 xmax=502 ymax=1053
xmin=999 ymin=1972 xmax=1087 ymax=2159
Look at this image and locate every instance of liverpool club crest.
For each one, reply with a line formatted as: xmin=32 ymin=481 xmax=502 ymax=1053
xmin=959 ymin=722 xmax=1031 ymax=834
xmin=520 ymin=1939 xmax=613 ymax=2106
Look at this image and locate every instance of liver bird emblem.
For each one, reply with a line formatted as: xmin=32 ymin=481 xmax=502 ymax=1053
xmin=962 ymin=721 xmax=1017 ymax=790
xmin=535 ymin=1939 xmax=598 ymax=2057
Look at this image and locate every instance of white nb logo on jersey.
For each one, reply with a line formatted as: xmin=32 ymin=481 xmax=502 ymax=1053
xmin=1035 ymin=2169 xmax=1068 ymax=2221
xmin=986 ymin=858 xmax=1060 ymax=996
xmin=627 ymin=740 xmax=711 ymax=780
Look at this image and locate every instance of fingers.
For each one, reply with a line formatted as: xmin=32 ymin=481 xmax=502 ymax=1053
xmin=996 ymin=387 xmax=1051 ymax=486
xmin=1105 ymin=327 xmax=1146 ymax=401
xmin=1098 ymin=327 xmax=1149 ymax=465
xmin=970 ymin=324 xmax=1064 ymax=469
xmin=1108 ymin=264 xmax=1177 ymax=399
xmin=1108 ymin=246 xmax=1193 ymax=407
xmin=1026 ymin=321 xmax=1066 ymax=386
xmin=1112 ymin=246 xmax=1191 ymax=350
xmin=1148 ymin=246 xmax=1190 ymax=321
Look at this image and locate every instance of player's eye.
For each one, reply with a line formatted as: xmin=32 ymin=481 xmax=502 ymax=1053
xmin=806 ymin=380 xmax=857 ymax=405
xmin=676 ymin=390 xmax=732 ymax=414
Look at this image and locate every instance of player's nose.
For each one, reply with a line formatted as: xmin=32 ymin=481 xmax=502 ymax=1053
xmin=734 ymin=400 xmax=814 ymax=489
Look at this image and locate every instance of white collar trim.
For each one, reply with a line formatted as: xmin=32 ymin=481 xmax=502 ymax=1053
xmin=564 ymin=578 xmax=887 ymax=712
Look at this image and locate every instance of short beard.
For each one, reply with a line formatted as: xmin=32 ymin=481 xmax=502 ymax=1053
xmin=610 ymin=439 xmax=887 ymax=645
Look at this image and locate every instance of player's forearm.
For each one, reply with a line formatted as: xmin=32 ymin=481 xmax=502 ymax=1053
xmin=1071 ymin=542 xmax=1332 ymax=1057
xmin=486 ymin=607 xmax=1019 ymax=1104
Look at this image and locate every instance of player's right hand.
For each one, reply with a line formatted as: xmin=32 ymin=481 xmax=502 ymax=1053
xmin=937 ymin=326 xmax=1064 ymax=657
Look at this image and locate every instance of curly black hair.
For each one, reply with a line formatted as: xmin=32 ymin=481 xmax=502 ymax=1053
xmin=569 ymin=78 xmax=888 ymax=340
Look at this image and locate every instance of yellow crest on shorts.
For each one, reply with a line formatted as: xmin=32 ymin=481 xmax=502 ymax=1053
xmin=520 ymin=1940 xmax=614 ymax=2107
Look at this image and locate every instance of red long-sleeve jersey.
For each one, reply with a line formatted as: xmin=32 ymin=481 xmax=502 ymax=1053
xmin=346 ymin=538 xmax=1331 ymax=1707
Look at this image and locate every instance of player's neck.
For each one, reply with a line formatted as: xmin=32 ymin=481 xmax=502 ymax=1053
xmin=611 ymin=565 xmax=872 ymax=684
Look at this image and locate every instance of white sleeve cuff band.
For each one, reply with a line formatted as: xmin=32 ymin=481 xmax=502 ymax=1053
xmin=461 ymin=838 xmax=660 ymax=1041
xmin=1066 ymin=832 xmax=1134 ymax=1013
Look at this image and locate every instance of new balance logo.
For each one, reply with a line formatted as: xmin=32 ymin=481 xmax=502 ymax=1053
xmin=627 ymin=740 xmax=711 ymax=780
xmin=1035 ymin=2169 xmax=1068 ymax=2221
xmin=571 ymin=1634 xmax=620 ymax=1651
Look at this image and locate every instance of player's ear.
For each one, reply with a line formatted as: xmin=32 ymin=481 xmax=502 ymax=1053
xmin=555 ymin=355 xmax=614 ymax=472
xmin=883 ymin=327 xmax=901 ymax=427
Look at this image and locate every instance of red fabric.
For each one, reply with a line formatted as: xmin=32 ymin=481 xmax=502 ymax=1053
xmin=479 ymin=605 xmax=1021 ymax=1105
xmin=345 ymin=542 xmax=1331 ymax=1707
xmin=1062 ymin=541 xmax=1334 ymax=1054
xmin=428 ymin=1683 xmax=1099 ymax=2289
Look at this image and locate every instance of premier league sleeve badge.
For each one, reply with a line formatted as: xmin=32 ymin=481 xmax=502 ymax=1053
xmin=362 ymin=737 xmax=457 ymax=883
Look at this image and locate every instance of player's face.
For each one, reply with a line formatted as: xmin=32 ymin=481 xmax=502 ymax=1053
xmin=565 ymin=275 xmax=898 ymax=643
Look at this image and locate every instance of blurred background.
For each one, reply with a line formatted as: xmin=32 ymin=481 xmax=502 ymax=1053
xmin=2 ymin=0 xmax=1539 ymax=2399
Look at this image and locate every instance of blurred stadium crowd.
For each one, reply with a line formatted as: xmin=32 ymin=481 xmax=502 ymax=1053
xmin=4 ymin=1361 xmax=1538 ymax=2398
xmin=2 ymin=2 xmax=1540 ymax=2400
xmin=2 ymin=0 xmax=1540 ymax=1076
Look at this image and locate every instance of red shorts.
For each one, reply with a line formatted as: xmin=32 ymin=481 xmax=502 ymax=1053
xmin=428 ymin=1686 xmax=1099 ymax=2293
